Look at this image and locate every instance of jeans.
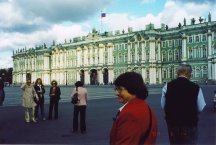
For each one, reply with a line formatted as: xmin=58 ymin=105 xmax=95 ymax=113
xmin=48 ymin=98 xmax=59 ymax=119
xmin=73 ymin=105 xmax=86 ymax=132
xmin=35 ymin=100 xmax=45 ymax=119
xmin=167 ymin=124 xmax=198 ymax=145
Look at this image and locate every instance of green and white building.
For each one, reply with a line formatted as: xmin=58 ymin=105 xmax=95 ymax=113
xmin=12 ymin=14 xmax=216 ymax=85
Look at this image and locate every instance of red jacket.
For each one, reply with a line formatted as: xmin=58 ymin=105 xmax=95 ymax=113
xmin=110 ymin=98 xmax=157 ymax=145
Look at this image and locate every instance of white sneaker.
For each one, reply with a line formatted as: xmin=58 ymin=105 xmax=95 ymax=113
xmin=32 ymin=118 xmax=37 ymax=123
xmin=26 ymin=120 xmax=30 ymax=123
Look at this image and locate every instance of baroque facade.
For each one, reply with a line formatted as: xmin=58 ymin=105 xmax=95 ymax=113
xmin=12 ymin=15 xmax=216 ymax=85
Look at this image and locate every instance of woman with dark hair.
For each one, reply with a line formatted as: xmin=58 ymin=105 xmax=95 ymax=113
xmin=48 ymin=80 xmax=61 ymax=120
xmin=71 ymin=81 xmax=88 ymax=133
xmin=34 ymin=78 xmax=46 ymax=120
xmin=110 ymin=72 xmax=157 ymax=145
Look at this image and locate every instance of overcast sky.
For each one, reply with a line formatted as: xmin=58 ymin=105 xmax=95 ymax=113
xmin=0 ymin=0 xmax=215 ymax=68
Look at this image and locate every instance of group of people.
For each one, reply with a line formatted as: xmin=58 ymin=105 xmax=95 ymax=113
xmin=21 ymin=78 xmax=61 ymax=122
xmin=19 ymin=64 xmax=208 ymax=145
xmin=21 ymin=78 xmax=88 ymax=134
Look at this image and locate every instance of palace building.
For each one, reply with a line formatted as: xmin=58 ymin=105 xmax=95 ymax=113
xmin=12 ymin=13 xmax=216 ymax=85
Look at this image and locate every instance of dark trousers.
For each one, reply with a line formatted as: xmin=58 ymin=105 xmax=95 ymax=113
xmin=48 ymin=99 xmax=59 ymax=119
xmin=35 ymin=99 xmax=45 ymax=118
xmin=73 ymin=105 xmax=86 ymax=132
xmin=167 ymin=124 xmax=198 ymax=145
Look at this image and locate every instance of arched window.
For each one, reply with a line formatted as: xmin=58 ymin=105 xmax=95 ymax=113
xmin=146 ymin=51 xmax=149 ymax=61
xmin=195 ymin=68 xmax=200 ymax=78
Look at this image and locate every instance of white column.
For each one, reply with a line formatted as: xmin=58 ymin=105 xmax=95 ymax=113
xmin=181 ymin=33 xmax=187 ymax=62
xmin=84 ymin=70 xmax=90 ymax=85
xmin=149 ymin=37 xmax=156 ymax=62
xmin=158 ymin=67 xmax=162 ymax=84
xmin=212 ymin=56 xmax=216 ymax=80
xmin=108 ymin=69 xmax=114 ymax=84
xmin=207 ymin=30 xmax=212 ymax=58
xmin=158 ymin=41 xmax=161 ymax=62
xmin=207 ymin=30 xmax=212 ymax=80
xmin=127 ymin=43 xmax=131 ymax=63
xmin=99 ymin=46 xmax=104 ymax=65
xmin=141 ymin=42 xmax=145 ymax=63
xmin=150 ymin=67 xmax=157 ymax=84
xmin=141 ymin=67 xmax=146 ymax=81
xmin=84 ymin=48 xmax=88 ymax=66
xmin=98 ymin=70 xmax=103 ymax=84
xmin=135 ymin=43 xmax=138 ymax=63
xmin=77 ymin=49 xmax=81 ymax=67
xmin=90 ymin=47 xmax=93 ymax=65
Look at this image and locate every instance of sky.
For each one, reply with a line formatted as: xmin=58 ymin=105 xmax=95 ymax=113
xmin=0 ymin=0 xmax=215 ymax=68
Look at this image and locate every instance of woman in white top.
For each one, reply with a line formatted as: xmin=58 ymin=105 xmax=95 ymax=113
xmin=71 ymin=81 xmax=88 ymax=133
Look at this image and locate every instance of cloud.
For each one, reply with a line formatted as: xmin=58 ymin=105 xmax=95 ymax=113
xmin=0 ymin=0 xmax=112 ymax=33
xmin=104 ymin=0 xmax=215 ymax=32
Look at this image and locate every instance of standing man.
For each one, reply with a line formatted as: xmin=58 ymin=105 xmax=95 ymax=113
xmin=161 ymin=64 xmax=206 ymax=145
xmin=0 ymin=77 xmax=5 ymax=106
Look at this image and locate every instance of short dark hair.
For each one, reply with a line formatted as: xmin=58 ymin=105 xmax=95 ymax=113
xmin=75 ymin=81 xmax=84 ymax=87
xmin=114 ymin=72 xmax=148 ymax=100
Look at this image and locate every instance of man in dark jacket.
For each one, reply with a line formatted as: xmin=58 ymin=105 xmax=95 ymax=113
xmin=161 ymin=64 xmax=206 ymax=145
xmin=0 ymin=77 xmax=5 ymax=106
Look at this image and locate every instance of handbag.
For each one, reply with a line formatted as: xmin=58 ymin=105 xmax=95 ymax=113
xmin=71 ymin=87 xmax=79 ymax=104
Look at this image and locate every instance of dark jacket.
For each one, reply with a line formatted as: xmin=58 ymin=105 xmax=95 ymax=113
xmin=49 ymin=86 xmax=61 ymax=101
xmin=165 ymin=77 xmax=199 ymax=126
xmin=34 ymin=84 xmax=45 ymax=103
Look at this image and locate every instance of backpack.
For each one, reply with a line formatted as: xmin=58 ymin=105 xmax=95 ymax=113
xmin=71 ymin=87 xmax=79 ymax=104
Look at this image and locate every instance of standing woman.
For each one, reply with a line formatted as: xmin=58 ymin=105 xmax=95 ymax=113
xmin=48 ymin=80 xmax=61 ymax=120
xmin=71 ymin=81 xmax=88 ymax=133
xmin=34 ymin=78 xmax=46 ymax=120
xmin=21 ymin=79 xmax=38 ymax=123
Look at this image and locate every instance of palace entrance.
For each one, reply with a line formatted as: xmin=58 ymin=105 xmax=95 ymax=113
xmin=103 ymin=68 xmax=108 ymax=85
xmin=90 ymin=69 xmax=97 ymax=85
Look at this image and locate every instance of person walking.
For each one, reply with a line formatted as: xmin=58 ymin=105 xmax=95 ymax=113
xmin=48 ymin=80 xmax=61 ymax=120
xmin=71 ymin=81 xmax=88 ymax=133
xmin=34 ymin=78 xmax=46 ymax=120
xmin=21 ymin=79 xmax=38 ymax=123
xmin=110 ymin=72 xmax=158 ymax=145
xmin=161 ymin=64 xmax=206 ymax=145
xmin=0 ymin=77 xmax=5 ymax=106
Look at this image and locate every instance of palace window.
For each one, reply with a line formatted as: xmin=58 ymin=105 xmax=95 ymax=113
xmin=195 ymin=35 xmax=200 ymax=42
xmin=146 ymin=51 xmax=149 ymax=61
xmin=202 ymin=34 xmax=207 ymax=42
xmin=214 ymin=32 xmax=216 ymax=40
xmin=146 ymin=70 xmax=150 ymax=79
xmin=119 ymin=53 xmax=122 ymax=63
xmin=162 ymin=41 xmax=166 ymax=48
xmin=168 ymin=50 xmax=173 ymax=61
xmin=138 ymin=42 xmax=142 ymax=49
xmin=175 ymin=39 xmax=179 ymax=46
xmin=125 ymin=44 xmax=128 ymax=50
xmin=202 ymin=66 xmax=207 ymax=78
xmin=175 ymin=50 xmax=179 ymax=61
xmin=131 ymin=51 xmax=135 ymax=62
xmin=139 ymin=51 xmax=142 ymax=61
xmin=121 ymin=44 xmax=124 ymax=50
xmin=132 ymin=43 xmax=135 ymax=50
xmin=169 ymin=40 xmax=172 ymax=47
xmin=162 ymin=51 xmax=166 ymax=62
xmin=124 ymin=54 xmax=128 ymax=63
xmin=188 ymin=36 xmax=193 ymax=43
xmin=189 ymin=48 xmax=193 ymax=59
xmin=202 ymin=46 xmax=207 ymax=58
xmin=163 ymin=70 xmax=167 ymax=79
xmin=195 ymin=68 xmax=200 ymax=78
